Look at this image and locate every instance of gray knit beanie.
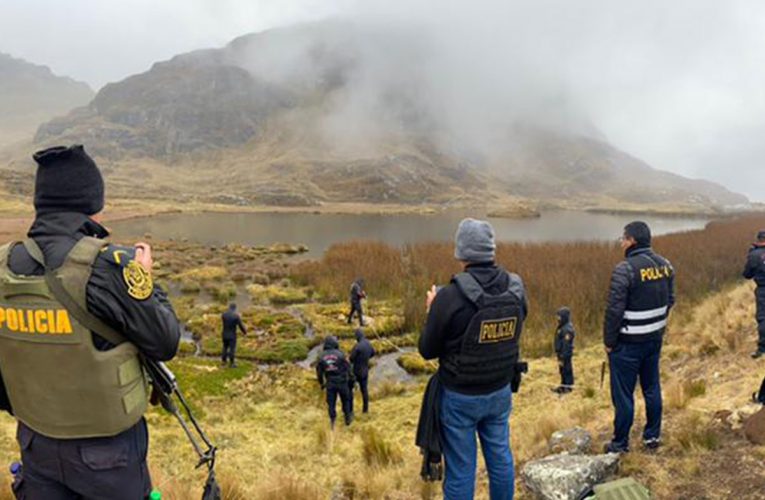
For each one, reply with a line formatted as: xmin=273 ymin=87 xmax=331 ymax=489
xmin=454 ymin=218 xmax=496 ymax=263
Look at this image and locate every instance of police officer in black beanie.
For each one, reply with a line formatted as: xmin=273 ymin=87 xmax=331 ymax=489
xmin=0 ymin=145 xmax=181 ymax=499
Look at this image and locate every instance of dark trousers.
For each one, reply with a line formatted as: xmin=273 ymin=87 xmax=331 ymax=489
xmin=558 ymin=356 xmax=574 ymax=387
xmin=355 ymin=374 xmax=370 ymax=413
xmin=347 ymin=302 xmax=364 ymax=326
xmin=326 ymin=383 xmax=352 ymax=423
xmin=608 ymin=339 xmax=663 ymax=449
xmin=222 ymin=338 xmax=237 ymax=364
xmin=756 ymin=287 xmax=765 ymax=351
xmin=15 ymin=420 xmax=151 ymax=500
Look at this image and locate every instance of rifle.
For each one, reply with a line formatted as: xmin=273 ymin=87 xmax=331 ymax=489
xmin=144 ymin=359 xmax=221 ymax=500
xmin=600 ymin=361 xmax=607 ymax=390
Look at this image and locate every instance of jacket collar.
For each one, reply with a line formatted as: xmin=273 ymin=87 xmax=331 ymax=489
xmin=28 ymin=212 xmax=109 ymax=240
xmin=625 ymin=245 xmax=652 ymax=258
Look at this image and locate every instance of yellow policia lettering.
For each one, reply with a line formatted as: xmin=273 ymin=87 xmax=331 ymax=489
xmin=479 ymin=317 xmax=517 ymax=344
xmin=0 ymin=308 xmax=73 ymax=335
xmin=640 ymin=266 xmax=672 ymax=282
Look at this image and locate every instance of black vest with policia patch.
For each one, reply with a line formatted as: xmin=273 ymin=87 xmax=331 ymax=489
xmin=441 ymin=272 xmax=524 ymax=388
xmin=619 ymin=248 xmax=674 ymax=343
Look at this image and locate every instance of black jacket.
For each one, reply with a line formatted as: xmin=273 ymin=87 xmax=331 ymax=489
xmin=743 ymin=245 xmax=765 ymax=287
xmin=419 ymin=262 xmax=528 ymax=395
xmin=8 ymin=212 xmax=181 ymax=361
xmin=350 ymin=281 xmax=366 ymax=304
xmin=415 ymin=374 xmax=443 ymax=480
xmin=603 ymin=245 xmax=675 ymax=348
xmin=221 ymin=309 xmax=246 ymax=341
xmin=554 ymin=309 xmax=575 ymax=359
xmin=317 ymin=337 xmax=351 ymax=387
xmin=349 ymin=331 xmax=376 ymax=378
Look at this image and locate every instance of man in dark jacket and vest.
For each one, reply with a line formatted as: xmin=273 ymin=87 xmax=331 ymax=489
xmin=744 ymin=231 xmax=765 ymax=358
xmin=0 ymin=145 xmax=181 ymax=499
xmin=553 ymin=307 xmax=575 ymax=394
xmin=221 ymin=303 xmax=247 ymax=367
xmin=316 ymin=336 xmax=354 ymax=428
xmin=420 ymin=218 xmax=527 ymax=500
xmin=604 ymin=221 xmax=674 ymax=453
xmin=349 ymin=328 xmax=376 ymax=413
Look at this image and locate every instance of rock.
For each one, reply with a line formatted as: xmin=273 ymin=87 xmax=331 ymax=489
xmin=745 ymin=407 xmax=765 ymax=445
xmin=548 ymin=428 xmax=592 ymax=455
xmin=521 ymin=453 xmax=620 ymax=500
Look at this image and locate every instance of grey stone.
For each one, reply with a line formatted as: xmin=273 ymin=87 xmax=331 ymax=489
xmin=521 ymin=453 xmax=620 ymax=500
xmin=548 ymin=428 xmax=593 ymax=455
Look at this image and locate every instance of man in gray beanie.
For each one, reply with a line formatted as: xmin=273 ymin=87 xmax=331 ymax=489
xmin=418 ymin=218 xmax=528 ymax=500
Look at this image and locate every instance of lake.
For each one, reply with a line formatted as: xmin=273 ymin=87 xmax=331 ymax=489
xmin=110 ymin=210 xmax=710 ymax=258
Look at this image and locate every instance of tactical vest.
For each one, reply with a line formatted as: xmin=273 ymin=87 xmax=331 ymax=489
xmin=620 ymin=250 xmax=673 ymax=340
xmin=441 ymin=272 xmax=524 ymax=387
xmin=0 ymin=237 xmax=149 ymax=439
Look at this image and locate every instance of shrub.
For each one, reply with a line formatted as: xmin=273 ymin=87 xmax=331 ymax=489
xmin=361 ymin=427 xmax=403 ymax=467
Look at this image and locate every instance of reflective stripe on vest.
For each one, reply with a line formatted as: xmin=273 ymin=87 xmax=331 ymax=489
xmin=621 ymin=306 xmax=668 ymax=335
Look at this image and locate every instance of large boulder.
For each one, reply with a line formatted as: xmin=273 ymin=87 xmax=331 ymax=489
xmin=745 ymin=407 xmax=765 ymax=445
xmin=521 ymin=453 xmax=620 ymax=500
xmin=548 ymin=428 xmax=592 ymax=455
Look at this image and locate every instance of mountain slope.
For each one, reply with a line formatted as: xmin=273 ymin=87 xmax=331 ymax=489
xmin=0 ymin=53 xmax=93 ymax=148
xmin=23 ymin=23 xmax=747 ymax=210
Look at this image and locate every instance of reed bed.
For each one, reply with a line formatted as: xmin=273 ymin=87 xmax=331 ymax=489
xmin=294 ymin=213 xmax=765 ymax=356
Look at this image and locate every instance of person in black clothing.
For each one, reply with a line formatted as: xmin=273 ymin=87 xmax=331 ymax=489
xmin=221 ymin=303 xmax=247 ymax=368
xmin=419 ymin=218 xmax=527 ymax=500
xmin=350 ymin=328 xmax=376 ymax=413
xmin=4 ymin=145 xmax=181 ymax=499
xmin=316 ymin=336 xmax=354 ymax=428
xmin=603 ymin=221 xmax=674 ymax=454
xmin=744 ymin=230 xmax=765 ymax=358
xmin=553 ymin=307 xmax=575 ymax=394
xmin=347 ymin=278 xmax=366 ymax=326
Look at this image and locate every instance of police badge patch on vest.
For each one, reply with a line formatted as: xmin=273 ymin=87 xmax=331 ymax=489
xmin=123 ymin=261 xmax=153 ymax=301
xmin=479 ymin=317 xmax=518 ymax=343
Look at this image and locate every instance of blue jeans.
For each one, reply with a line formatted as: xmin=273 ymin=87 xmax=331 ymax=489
xmin=608 ymin=339 xmax=663 ymax=449
xmin=441 ymin=384 xmax=514 ymax=500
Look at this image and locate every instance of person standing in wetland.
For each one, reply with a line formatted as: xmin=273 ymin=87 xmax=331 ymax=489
xmin=349 ymin=328 xmax=376 ymax=414
xmin=221 ymin=303 xmax=247 ymax=368
xmin=552 ymin=307 xmax=575 ymax=394
xmin=744 ymin=230 xmax=765 ymax=359
xmin=347 ymin=278 xmax=367 ymax=326
xmin=0 ymin=144 xmax=181 ymax=499
xmin=317 ymin=336 xmax=354 ymax=428
xmin=603 ymin=221 xmax=674 ymax=453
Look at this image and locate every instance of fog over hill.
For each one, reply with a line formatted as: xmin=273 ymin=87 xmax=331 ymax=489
xmin=0 ymin=53 xmax=93 ymax=149
xmin=22 ymin=20 xmax=747 ymax=209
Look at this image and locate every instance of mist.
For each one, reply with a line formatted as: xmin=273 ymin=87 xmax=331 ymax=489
xmin=2 ymin=0 xmax=764 ymax=200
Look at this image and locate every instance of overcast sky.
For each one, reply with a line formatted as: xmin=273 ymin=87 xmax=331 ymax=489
xmin=1 ymin=0 xmax=763 ymax=201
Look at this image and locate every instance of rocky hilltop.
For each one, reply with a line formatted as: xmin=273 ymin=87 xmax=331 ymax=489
xmin=19 ymin=22 xmax=746 ymax=210
xmin=0 ymin=53 xmax=93 ymax=148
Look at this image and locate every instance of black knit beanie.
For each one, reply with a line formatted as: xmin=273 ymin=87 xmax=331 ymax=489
xmin=33 ymin=145 xmax=105 ymax=216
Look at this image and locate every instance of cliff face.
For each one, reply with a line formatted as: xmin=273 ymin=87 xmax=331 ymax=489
xmin=27 ymin=23 xmax=747 ymax=208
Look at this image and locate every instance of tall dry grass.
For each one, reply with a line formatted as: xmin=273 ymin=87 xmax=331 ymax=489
xmin=293 ymin=214 xmax=765 ymax=356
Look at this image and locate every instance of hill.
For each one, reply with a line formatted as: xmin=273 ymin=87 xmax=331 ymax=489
xmin=7 ymin=22 xmax=747 ymax=212
xmin=0 ymin=53 xmax=93 ymax=148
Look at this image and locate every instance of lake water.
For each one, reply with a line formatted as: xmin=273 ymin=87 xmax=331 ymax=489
xmin=110 ymin=211 xmax=710 ymax=258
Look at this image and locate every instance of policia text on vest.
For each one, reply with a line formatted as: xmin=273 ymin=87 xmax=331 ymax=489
xmin=0 ymin=307 xmax=73 ymax=336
